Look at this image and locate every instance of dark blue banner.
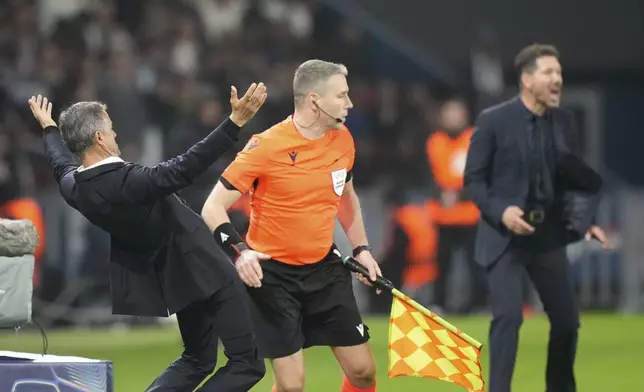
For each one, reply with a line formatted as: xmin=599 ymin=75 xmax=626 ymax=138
xmin=0 ymin=353 xmax=113 ymax=392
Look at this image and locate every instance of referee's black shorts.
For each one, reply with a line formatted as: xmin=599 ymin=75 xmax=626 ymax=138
xmin=245 ymin=244 xmax=370 ymax=359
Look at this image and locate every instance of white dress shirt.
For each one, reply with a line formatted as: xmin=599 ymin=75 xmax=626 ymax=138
xmin=76 ymin=156 xmax=125 ymax=172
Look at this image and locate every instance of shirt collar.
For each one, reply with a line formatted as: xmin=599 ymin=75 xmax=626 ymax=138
xmin=77 ymin=156 xmax=124 ymax=172
xmin=518 ymin=96 xmax=550 ymax=121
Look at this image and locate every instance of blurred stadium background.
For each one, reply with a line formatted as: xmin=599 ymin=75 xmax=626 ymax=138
xmin=1 ymin=0 xmax=643 ymax=391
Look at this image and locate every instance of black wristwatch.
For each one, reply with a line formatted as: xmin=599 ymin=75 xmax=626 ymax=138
xmin=352 ymin=245 xmax=372 ymax=257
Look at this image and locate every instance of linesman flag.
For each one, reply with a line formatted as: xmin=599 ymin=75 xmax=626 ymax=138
xmin=342 ymin=256 xmax=485 ymax=392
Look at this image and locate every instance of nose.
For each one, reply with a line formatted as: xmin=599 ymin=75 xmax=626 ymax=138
xmin=346 ymin=97 xmax=354 ymax=109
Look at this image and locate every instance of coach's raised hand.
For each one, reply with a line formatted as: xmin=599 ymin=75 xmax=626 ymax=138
xmin=28 ymin=95 xmax=57 ymax=130
xmin=229 ymin=82 xmax=268 ymax=127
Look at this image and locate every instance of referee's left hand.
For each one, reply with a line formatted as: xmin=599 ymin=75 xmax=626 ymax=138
xmin=236 ymin=249 xmax=270 ymax=288
xmin=355 ymin=252 xmax=383 ymax=295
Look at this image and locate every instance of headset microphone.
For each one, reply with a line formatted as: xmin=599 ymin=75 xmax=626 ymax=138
xmin=314 ymin=101 xmax=343 ymax=123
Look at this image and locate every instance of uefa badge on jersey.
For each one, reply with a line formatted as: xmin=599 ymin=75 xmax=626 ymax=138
xmin=331 ymin=168 xmax=347 ymax=196
xmin=243 ymin=137 xmax=259 ymax=152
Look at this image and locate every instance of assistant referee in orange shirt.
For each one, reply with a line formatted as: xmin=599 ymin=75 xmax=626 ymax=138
xmin=202 ymin=59 xmax=381 ymax=392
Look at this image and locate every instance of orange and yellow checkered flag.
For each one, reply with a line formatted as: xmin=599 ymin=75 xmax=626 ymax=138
xmin=388 ymin=288 xmax=485 ymax=392
xmin=341 ymin=256 xmax=484 ymax=391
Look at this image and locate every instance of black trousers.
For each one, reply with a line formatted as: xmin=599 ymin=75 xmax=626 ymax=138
xmin=487 ymin=246 xmax=579 ymax=392
xmin=145 ymin=280 xmax=265 ymax=392
xmin=434 ymin=225 xmax=486 ymax=312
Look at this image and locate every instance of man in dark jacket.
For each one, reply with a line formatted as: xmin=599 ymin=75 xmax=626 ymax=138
xmin=28 ymin=83 xmax=269 ymax=392
xmin=464 ymin=44 xmax=612 ymax=392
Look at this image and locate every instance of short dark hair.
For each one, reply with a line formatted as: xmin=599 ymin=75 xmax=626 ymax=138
xmin=58 ymin=101 xmax=108 ymax=156
xmin=514 ymin=43 xmax=559 ymax=75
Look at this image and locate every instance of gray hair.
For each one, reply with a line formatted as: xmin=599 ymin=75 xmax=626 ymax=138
xmin=58 ymin=101 xmax=108 ymax=156
xmin=293 ymin=59 xmax=348 ymax=106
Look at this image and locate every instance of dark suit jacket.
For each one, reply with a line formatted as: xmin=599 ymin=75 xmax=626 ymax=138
xmin=464 ymin=97 xmax=603 ymax=266
xmin=42 ymin=118 xmax=242 ymax=317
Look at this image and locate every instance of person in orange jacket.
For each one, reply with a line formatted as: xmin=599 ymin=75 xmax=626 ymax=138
xmin=426 ymin=98 xmax=486 ymax=313
xmin=371 ymin=190 xmax=438 ymax=313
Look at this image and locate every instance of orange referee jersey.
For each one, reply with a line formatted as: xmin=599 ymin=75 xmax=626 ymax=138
xmin=221 ymin=116 xmax=355 ymax=266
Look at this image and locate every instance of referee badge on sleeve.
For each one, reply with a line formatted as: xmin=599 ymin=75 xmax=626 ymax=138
xmin=331 ymin=168 xmax=347 ymax=196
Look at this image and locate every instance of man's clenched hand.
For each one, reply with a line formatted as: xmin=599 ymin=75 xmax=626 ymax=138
xmin=355 ymin=251 xmax=383 ymax=295
xmin=502 ymin=206 xmax=535 ymax=235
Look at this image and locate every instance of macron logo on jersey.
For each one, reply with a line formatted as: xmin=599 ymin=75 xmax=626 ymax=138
xmin=220 ymin=233 xmax=229 ymax=243
xmin=356 ymin=323 xmax=364 ymax=336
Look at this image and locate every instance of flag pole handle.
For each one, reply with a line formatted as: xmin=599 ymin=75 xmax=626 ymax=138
xmin=342 ymin=256 xmax=394 ymax=291
xmin=341 ymin=256 xmax=482 ymax=348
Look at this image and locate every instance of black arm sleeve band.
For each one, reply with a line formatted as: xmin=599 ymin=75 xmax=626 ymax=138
xmin=213 ymin=222 xmax=249 ymax=260
xmin=220 ymin=176 xmax=240 ymax=192
xmin=346 ymin=170 xmax=353 ymax=183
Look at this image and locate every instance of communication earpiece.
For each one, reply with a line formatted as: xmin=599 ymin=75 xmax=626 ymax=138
xmin=313 ymin=100 xmax=342 ymax=123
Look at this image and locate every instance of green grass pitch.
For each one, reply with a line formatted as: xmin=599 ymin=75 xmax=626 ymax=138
xmin=1 ymin=313 xmax=641 ymax=391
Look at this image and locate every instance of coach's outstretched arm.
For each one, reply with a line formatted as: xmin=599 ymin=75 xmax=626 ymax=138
xmin=30 ymin=84 xmax=267 ymax=205
xmin=202 ymin=181 xmax=270 ymax=288
xmin=29 ymin=96 xmax=79 ymax=206
xmin=29 ymin=98 xmax=77 ymax=185
xmin=121 ymin=83 xmax=267 ymax=203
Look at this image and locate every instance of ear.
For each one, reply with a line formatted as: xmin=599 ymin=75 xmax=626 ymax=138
xmin=309 ymin=93 xmax=319 ymax=107
xmin=520 ymin=72 xmax=530 ymax=89
xmin=94 ymin=130 xmax=104 ymax=144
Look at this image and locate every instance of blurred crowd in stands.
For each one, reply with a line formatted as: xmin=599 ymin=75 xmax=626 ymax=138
xmin=0 ymin=0 xmax=502 ymax=325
